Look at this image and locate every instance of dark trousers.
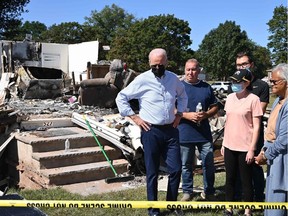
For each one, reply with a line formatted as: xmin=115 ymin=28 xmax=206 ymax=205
xmin=224 ymin=147 xmax=254 ymax=202
xmin=141 ymin=125 xmax=182 ymax=215
xmin=235 ymin=126 xmax=265 ymax=201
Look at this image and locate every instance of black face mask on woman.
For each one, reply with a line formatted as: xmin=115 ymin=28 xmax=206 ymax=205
xmin=151 ymin=64 xmax=166 ymax=78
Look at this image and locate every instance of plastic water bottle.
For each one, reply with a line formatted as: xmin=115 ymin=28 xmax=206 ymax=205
xmin=196 ymin=102 xmax=202 ymax=126
xmin=65 ymin=139 xmax=70 ymax=152
xmin=196 ymin=102 xmax=202 ymax=112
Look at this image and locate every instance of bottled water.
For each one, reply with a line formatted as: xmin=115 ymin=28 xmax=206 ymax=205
xmin=65 ymin=139 xmax=70 ymax=152
xmin=196 ymin=102 xmax=202 ymax=126
xmin=196 ymin=102 xmax=202 ymax=112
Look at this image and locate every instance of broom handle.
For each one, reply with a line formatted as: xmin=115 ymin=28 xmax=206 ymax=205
xmin=83 ymin=115 xmax=118 ymax=176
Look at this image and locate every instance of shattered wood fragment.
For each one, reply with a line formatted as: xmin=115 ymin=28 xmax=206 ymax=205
xmin=0 ymin=73 xmax=13 ymax=105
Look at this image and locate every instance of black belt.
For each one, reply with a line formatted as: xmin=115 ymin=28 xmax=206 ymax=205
xmin=150 ymin=123 xmax=173 ymax=128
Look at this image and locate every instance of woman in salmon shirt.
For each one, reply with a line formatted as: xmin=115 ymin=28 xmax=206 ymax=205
xmin=221 ymin=69 xmax=263 ymax=216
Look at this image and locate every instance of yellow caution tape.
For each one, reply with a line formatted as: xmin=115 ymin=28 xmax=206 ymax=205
xmin=0 ymin=200 xmax=287 ymax=210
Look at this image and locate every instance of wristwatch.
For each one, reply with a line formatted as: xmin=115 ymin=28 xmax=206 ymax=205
xmin=262 ymin=147 xmax=267 ymax=160
xmin=176 ymin=112 xmax=183 ymax=117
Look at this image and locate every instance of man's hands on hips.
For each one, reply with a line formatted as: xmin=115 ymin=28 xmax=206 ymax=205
xmin=129 ymin=115 xmax=151 ymax=131
xmin=129 ymin=114 xmax=182 ymax=131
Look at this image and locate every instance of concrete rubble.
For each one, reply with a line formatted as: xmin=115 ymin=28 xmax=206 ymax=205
xmin=0 ymin=95 xmax=226 ymax=194
xmin=0 ymin=40 xmax=228 ymax=195
xmin=0 ymin=40 xmax=144 ymax=192
xmin=0 ymin=94 xmax=131 ymax=189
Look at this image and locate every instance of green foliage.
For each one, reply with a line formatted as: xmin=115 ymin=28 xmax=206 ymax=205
xmin=12 ymin=21 xmax=47 ymax=41
xmin=83 ymin=4 xmax=136 ymax=60
xmin=267 ymin=5 xmax=288 ymax=65
xmin=41 ymin=22 xmax=84 ymax=44
xmin=196 ymin=21 xmax=251 ymax=80
xmin=108 ymin=14 xmax=193 ymax=73
xmin=251 ymin=44 xmax=272 ymax=78
xmin=2 ymin=3 xmax=277 ymax=78
xmin=0 ymin=0 xmax=30 ymax=39
xmin=196 ymin=21 xmax=272 ymax=80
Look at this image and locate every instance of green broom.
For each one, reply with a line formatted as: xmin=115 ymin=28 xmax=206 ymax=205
xmin=83 ymin=115 xmax=135 ymax=184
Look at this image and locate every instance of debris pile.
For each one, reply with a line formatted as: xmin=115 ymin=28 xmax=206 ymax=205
xmin=5 ymin=97 xmax=117 ymax=120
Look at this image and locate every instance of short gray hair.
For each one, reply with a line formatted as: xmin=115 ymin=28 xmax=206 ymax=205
xmin=272 ymin=63 xmax=288 ymax=81
xmin=185 ymin=58 xmax=200 ymax=68
xmin=148 ymin=48 xmax=167 ymax=62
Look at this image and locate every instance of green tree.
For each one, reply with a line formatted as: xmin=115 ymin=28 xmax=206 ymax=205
xmin=13 ymin=21 xmax=47 ymax=41
xmin=83 ymin=4 xmax=136 ymax=60
xmin=267 ymin=5 xmax=288 ymax=65
xmin=41 ymin=22 xmax=84 ymax=44
xmin=250 ymin=44 xmax=272 ymax=78
xmin=0 ymin=0 xmax=30 ymax=39
xmin=108 ymin=14 xmax=193 ymax=73
xmin=196 ymin=21 xmax=252 ymax=80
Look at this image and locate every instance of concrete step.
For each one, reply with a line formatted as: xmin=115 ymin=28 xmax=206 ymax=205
xmin=20 ymin=117 xmax=74 ymax=130
xmin=32 ymin=146 xmax=123 ymax=169
xmin=41 ymin=159 xmax=129 ymax=185
xmin=10 ymin=126 xmax=132 ymax=189
xmin=15 ymin=127 xmax=112 ymax=152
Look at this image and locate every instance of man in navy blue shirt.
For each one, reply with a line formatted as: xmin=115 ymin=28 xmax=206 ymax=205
xmin=178 ymin=59 xmax=218 ymax=201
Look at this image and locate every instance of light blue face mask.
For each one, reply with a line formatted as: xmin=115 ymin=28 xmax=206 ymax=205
xmin=231 ymin=83 xmax=244 ymax=92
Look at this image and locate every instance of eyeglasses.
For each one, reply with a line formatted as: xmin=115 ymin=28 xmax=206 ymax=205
xmin=236 ymin=62 xmax=250 ymax=68
xmin=270 ymin=79 xmax=285 ymax=85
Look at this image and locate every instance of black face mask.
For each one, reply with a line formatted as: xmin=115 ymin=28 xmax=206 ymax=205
xmin=151 ymin=64 xmax=166 ymax=78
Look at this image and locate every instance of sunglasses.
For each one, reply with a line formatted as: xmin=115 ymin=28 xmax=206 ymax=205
xmin=270 ymin=79 xmax=285 ymax=85
xmin=151 ymin=64 xmax=165 ymax=69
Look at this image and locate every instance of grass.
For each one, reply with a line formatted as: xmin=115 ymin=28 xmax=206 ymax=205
xmin=8 ymin=171 xmax=265 ymax=216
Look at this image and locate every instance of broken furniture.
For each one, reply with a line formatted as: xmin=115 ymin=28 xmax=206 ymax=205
xmin=71 ymin=64 xmax=110 ymax=94
xmin=90 ymin=64 xmax=110 ymax=79
xmin=0 ymin=40 xmax=72 ymax=101
xmin=78 ymin=78 xmax=119 ymax=107
xmin=16 ymin=66 xmax=70 ymax=99
xmin=78 ymin=59 xmax=138 ymax=108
